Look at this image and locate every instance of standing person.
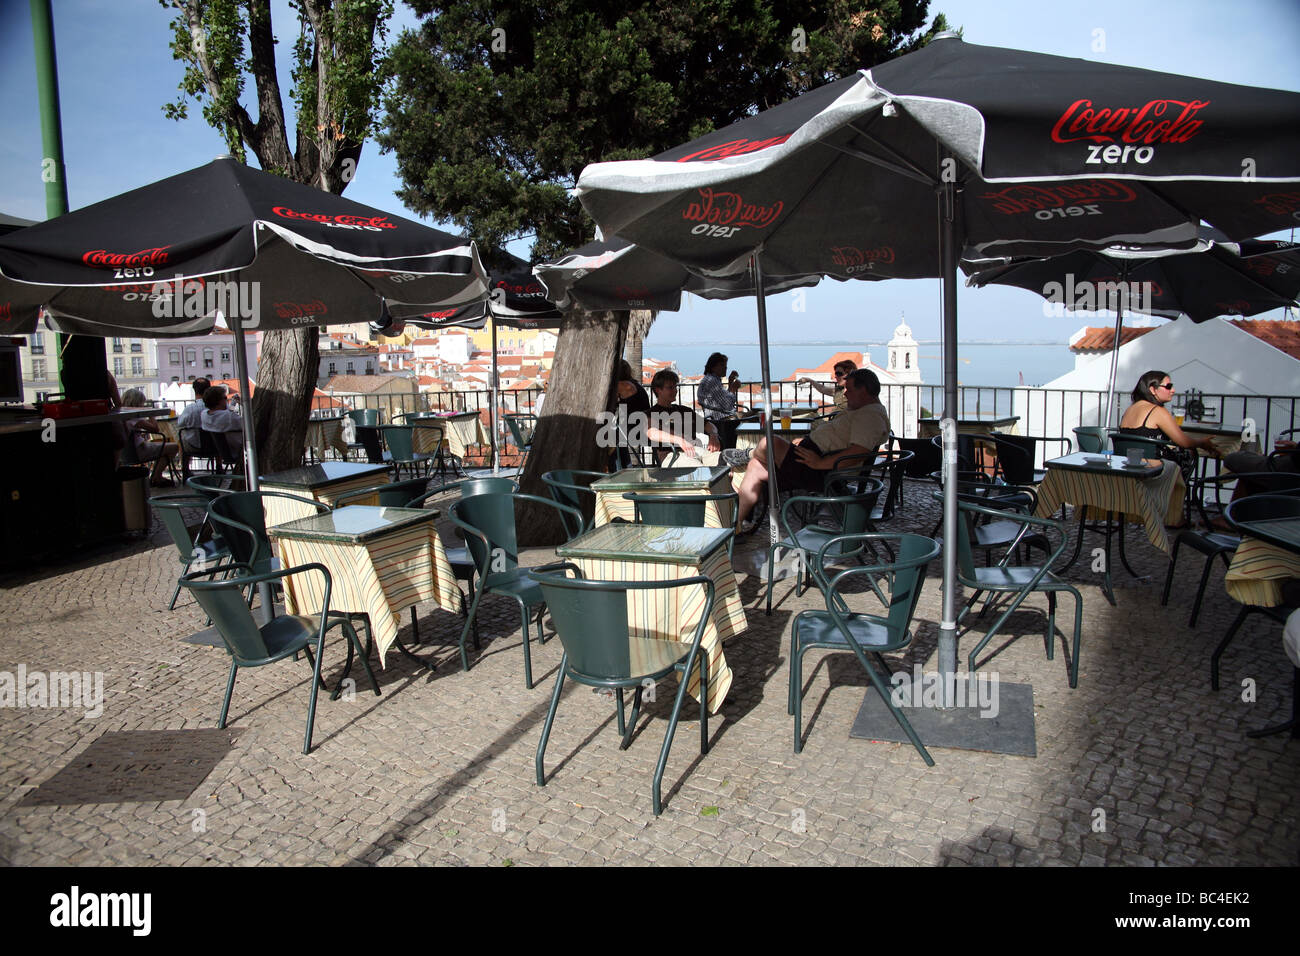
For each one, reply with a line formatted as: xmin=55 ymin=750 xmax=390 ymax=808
xmin=611 ymin=359 xmax=650 ymax=470
xmin=121 ymin=388 xmax=180 ymax=487
xmin=201 ymin=385 xmax=245 ymax=458
xmin=646 ymin=368 xmax=720 ymax=463
xmin=799 ymin=359 xmax=857 ymax=412
xmin=698 ymin=352 xmax=747 ymax=449
xmin=734 ymin=368 xmax=890 ymax=533
xmin=176 ymin=377 xmax=210 ymax=456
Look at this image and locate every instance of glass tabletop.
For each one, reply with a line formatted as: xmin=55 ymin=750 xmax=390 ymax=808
xmin=259 ymin=461 xmax=389 ymax=490
xmin=557 ymin=523 xmax=732 ymax=563
xmin=1236 ymin=516 xmax=1300 ymax=555
xmin=592 ymin=464 xmax=731 ymax=492
xmin=267 ymin=505 xmax=438 ymax=543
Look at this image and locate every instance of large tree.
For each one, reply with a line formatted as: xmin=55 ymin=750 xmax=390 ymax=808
xmin=160 ymin=0 xmax=393 ymax=471
xmin=382 ymin=1 xmax=949 ymax=542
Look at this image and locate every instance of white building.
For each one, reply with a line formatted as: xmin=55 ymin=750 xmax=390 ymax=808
xmin=1014 ymin=317 xmax=1300 ymax=453
xmin=155 ymin=329 xmax=260 ymax=392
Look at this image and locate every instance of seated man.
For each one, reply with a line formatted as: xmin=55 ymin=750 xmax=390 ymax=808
xmin=176 ymin=376 xmax=210 ymax=455
xmin=201 ymin=385 xmax=244 ymax=457
xmin=734 ymin=368 xmax=890 ymax=532
xmin=645 ymin=368 xmax=720 ymax=463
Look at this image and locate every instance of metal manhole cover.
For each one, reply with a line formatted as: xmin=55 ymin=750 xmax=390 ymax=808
xmin=19 ymin=729 xmax=242 ymax=806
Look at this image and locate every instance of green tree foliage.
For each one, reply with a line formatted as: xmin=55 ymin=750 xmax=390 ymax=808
xmin=159 ymin=0 xmax=394 ymax=470
xmin=381 ymin=0 xmax=951 ymax=262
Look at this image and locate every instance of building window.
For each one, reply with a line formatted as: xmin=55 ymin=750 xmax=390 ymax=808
xmin=131 ymin=357 xmax=143 ymax=375
xmin=130 ymin=341 xmax=142 ymax=353
xmin=113 ymin=358 xmax=124 ymax=376
xmin=171 ymin=376 xmax=179 ymax=383
xmin=185 ymin=348 xmax=196 ymax=367
xmin=32 ymin=359 xmax=46 ymax=380
xmin=203 ymin=348 xmax=214 ymax=369
xmin=905 ymin=353 xmax=910 ymax=369
xmin=221 ymin=348 xmax=231 ymax=362
xmin=112 ymin=338 xmax=124 ymax=353
xmin=169 ymin=348 xmax=181 ymax=365
xmin=30 ymin=333 xmax=44 ymax=355
xmin=346 ymin=363 xmax=355 ymax=374
xmin=328 ymin=362 xmax=337 ymax=375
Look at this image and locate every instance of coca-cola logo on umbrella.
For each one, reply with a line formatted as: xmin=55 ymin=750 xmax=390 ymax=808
xmin=494 ymin=278 xmax=546 ymax=296
xmin=1051 ymin=98 xmax=1210 ymax=145
xmin=980 ymin=181 xmax=1139 ymax=219
xmin=682 ymin=187 xmax=783 ymax=238
xmin=271 ymin=207 xmax=396 ymax=230
xmin=1254 ymin=191 xmax=1300 ymax=218
xmin=614 ymin=285 xmax=651 ymax=301
xmin=420 ymin=309 xmax=457 ymax=319
xmin=81 ymin=246 xmax=171 ymax=268
xmin=1215 ymin=300 xmax=1251 ymax=314
xmin=273 ymin=299 xmax=328 ymax=320
xmin=675 ymin=135 xmax=791 ymax=163
xmin=830 ymin=245 xmax=895 ymax=271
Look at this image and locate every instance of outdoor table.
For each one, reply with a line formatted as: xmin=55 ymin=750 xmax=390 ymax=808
xmin=735 ymin=419 xmax=813 ymax=451
xmin=592 ymin=464 xmax=735 ymax=527
xmin=259 ymin=461 xmax=390 ymax=526
xmin=154 ymin=414 xmax=179 ymax=445
xmin=407 ymin=418 xmax=447 ymax=459
xmin=304 ymin=415 xmax=348 ymax=463
xmin=1182 ymin=423 xmax=1257 ymax=459
xmin=774 ymin=403 xmax=820 ymax=419
xmin=268 ymin=505 xmax=461 ymax=666
xmin=432 ymin=410 xmax=485 ymax=460
xmin=1035 ymin=452 xmax=1185 ymax=605
xmin=1225 ymin=515 xmax=1300 ymax=608
xmin=918 ymin=415 xmax=1019 ymax=438
xmin=556 ymin=523 xmax=745 ymax=713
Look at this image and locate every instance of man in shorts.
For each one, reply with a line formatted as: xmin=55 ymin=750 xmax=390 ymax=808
xmin=734 ymin=368 xmax=890 ymax=532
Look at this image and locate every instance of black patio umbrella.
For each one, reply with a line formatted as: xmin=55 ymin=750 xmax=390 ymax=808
xmin=965 ymin=230 xmax=1300 ymax=425
xmin=0 ymin=157 xmax=487 ymax=483
xmin=574 ymin=33 xmax=1300 ymax=709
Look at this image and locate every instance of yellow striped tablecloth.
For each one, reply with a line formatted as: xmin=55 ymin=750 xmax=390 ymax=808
xmin=261 ymin=474 xmax=387 ymax=527
xmin=436 ymin=413 xmax=485 ymax=460
xmin=272 ymin=516 xmax=460 ymax=665
xmin=1224 ymin=537 xmax=1300 ymax=608
xmin=305 ymin=418 xmax=349 ymax=462
xmin=1035 ymin=460 xmax=1186 ymax=555
xmin=410 ymin=421 xmax=446 ymax=458
xmin=156 ymin=416 xmax=180 ymax=444
xmin=594 ymin=474 xmax=736 ymax=528
xmin=568 ymin=546 xmax=744 ymax=714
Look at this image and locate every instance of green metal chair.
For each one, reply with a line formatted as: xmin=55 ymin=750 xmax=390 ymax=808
xmin=448 ymin=492 xmax=584 ymax=688
xmin=346 ymin=408 xmax=384 ymax=463
xmin=541 ymin=469 xmax=607 ymax=539
xmin=150 ymin=493 xmax=233 ymax=610
xmin=504 ymin=413 xmax=536 ymax=467
xmin=332 ymin=476 xmax=431 ymax=509
xmin=179 ymin=562 xmax=379 ymax=754
xmin=766 ymin=477 xmax=885 ymax=615
xmin=621 ymin=491 xmax=739 ymax=557
xmin=378 ymin=424 xmax=428 ymax=479
xmin=790 ymin=532 xmax=940 ymax=762
xmin=1072 ymin=426 xmax=1109 ymax=454
xmin=956 ymin=498 xmax=1084 ymax=687
xmin=1109 ymin=431 xmax=1171 ymax=461
xmin=208 ymin=491 xmax=330 ymax=576
xmin=533 ymin=567 xmax=714 ymax=816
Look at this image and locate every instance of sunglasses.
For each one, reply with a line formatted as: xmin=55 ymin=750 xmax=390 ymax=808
xmin=1155 ymin=382 xmax=1174 ymax=390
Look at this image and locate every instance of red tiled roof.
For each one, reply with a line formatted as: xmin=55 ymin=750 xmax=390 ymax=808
xmin=1069 ymin=326 xmax=1157 ymax=352
xmin=1229 ymin=319 xmax=1300 ymax=360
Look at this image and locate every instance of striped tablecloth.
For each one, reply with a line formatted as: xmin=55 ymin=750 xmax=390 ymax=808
xmin=305 ymin=418 xmax=349 ymax=462
xmin=569 ymin=545 xmax=743 ymax=713
xmin=1224 ymin=537 xmax=1300 ymax=608
xmin=273 ymin=520 xmax=460 ymax=665
xmin=409 ymin=421 xmax=446 ymax=458
xmin=261 ymin=474 xmax=385 ymax=527
xmin=594 ymin=471 xmax=736 ymax=528
xmin=1035 ymin=459 xmax=1186 ymax=555
xmin=436 ymin=413 xmax=485 ymax=459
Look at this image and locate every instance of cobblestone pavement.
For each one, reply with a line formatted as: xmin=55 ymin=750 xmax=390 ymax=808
xmin=0 ymin=479 xmax=1296 ymax=866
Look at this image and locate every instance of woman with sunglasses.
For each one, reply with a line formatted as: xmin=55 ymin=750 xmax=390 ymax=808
xmin=1118 ymin=370 xmax=1217 ymax=453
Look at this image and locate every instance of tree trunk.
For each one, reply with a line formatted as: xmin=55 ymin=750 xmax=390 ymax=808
xmin=250 ymin=327 xmax=320 ymax=472
xmin=622 ymin=308 xmax=655 ymax=384
xmin=516 ymin=309 xmax=628 ymax=546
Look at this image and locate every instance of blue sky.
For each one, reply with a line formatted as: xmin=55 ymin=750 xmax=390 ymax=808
xmin=2 ymin=0 xmax=1298 ymax=346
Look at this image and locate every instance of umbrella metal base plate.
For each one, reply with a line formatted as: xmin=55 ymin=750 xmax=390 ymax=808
xmin=19 ymin=729 xmax=242 ymax=806
xmin=850 ymin=678 xmax=1036 ymax=757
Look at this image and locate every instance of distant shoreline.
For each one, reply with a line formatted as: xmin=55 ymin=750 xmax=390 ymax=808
xmin=650 ymin=340 xmax=1069 ymax=347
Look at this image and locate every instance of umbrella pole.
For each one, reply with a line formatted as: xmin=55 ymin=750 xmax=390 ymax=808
xmin=490 ymin=315 xmax=500 ymax=473
xmin=1102 ymin=260 xmax=1131 ymax=428
xmin=229 ymin=310 xmax=274 ymax=622
xmin=938 ymin=177 xmax=960 ymax=707
xmin=752 ymin=254 xmax=778 ymax=545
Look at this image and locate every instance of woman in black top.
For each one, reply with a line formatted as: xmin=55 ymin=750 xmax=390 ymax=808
xmin=1118 ymin=370 xmax=1217 ymax=452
